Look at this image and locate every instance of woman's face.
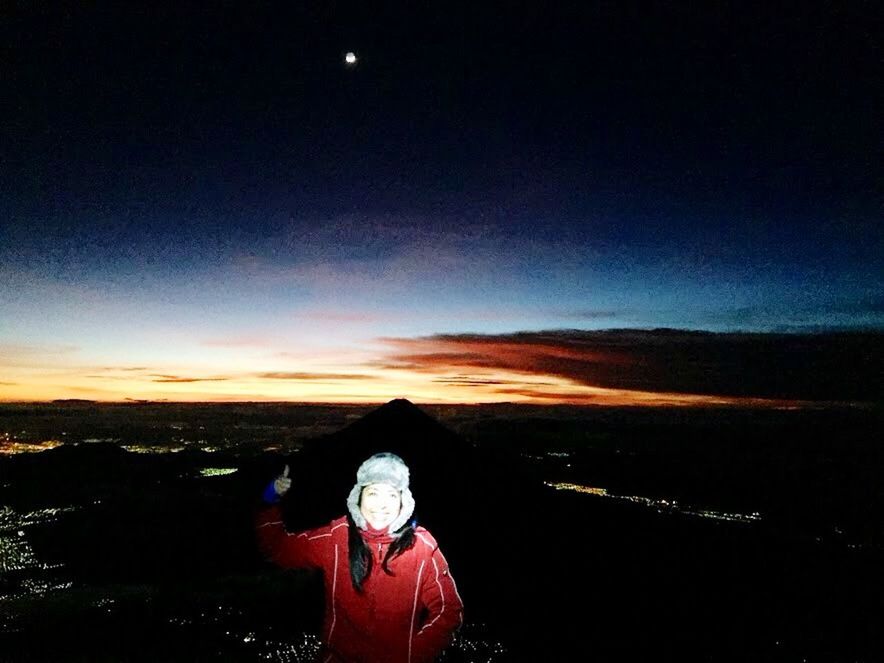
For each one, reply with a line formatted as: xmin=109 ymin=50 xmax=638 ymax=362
xmin=359 ymin=483 xmax=402 ymax=530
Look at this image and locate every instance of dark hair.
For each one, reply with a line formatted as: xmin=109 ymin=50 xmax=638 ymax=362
xmin=347 ymin=513 xmax=416 ymax=592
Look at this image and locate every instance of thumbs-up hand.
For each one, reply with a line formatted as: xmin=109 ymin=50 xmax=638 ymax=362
xmin=273 ymin=464 xmax=292 ymax=497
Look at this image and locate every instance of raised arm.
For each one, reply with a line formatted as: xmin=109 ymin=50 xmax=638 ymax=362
xmin=255 ymin=465 xmax=325 ymax=569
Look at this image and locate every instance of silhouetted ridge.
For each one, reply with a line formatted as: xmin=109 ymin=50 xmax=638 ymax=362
xmin=279 ymin=399 xmax=546 ymax=538
xmin=5 ymin=442 xmax=129 ymax=479
xmin=341 ymin=398 xmax=451 ymax=439
xmin=274 ymin=398 xmax=584 ymax=649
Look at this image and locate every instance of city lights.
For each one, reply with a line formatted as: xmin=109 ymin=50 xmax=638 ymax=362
xmin=546 ymin=482 xmax=762 ymax=523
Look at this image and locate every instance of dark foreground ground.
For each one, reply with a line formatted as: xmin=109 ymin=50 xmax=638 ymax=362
xmin=1 ymin=401 xmax=882 ymax=661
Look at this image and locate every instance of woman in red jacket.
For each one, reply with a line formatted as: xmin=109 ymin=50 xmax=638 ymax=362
xmin=256 ymin=452 xmax=464 ymax=663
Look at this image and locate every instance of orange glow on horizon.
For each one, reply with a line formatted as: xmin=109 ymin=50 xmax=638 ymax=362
xmin=0 ymin=366 xmax=812 ymax=408
xmin=0 ymin=331 xmax=843 ymax=409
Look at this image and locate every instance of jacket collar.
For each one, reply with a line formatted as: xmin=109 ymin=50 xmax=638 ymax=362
xmin=358 ymin=522 xmax=397 ymax=544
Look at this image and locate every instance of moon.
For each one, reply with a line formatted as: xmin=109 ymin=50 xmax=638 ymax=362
xmin=344 ymin=52 xmax=357 ymax=66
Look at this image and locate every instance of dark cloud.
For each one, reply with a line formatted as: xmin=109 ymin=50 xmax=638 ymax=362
xmin=258 ymin=372 xmax=374 ymax=381
xmin=380 ymin=352 xmax=500 ymax=372
xmin=150 ymin=375 xmax=229 ymax=383
xmin=432 ymin=376 xmax=543 ymax=387
xmin=383 ymin=329 xmax=884 ymax=402
xmin=491 ymin=387 xmax=604 ymax=403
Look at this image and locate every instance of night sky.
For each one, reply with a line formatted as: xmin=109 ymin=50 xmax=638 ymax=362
xmin=1 ymin=3 xmax=881 ymax=404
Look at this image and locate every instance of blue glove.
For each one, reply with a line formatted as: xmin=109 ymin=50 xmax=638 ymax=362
xmin=262 ymin=480 xmax=281 ymax=504
xmin=262 ymin=465 xmax=291 ymax=504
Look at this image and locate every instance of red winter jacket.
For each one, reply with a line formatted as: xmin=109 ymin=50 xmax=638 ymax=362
xmin=256 ymin=506 xmax=463 ymax=663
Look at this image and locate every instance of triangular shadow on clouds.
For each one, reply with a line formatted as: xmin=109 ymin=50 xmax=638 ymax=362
xmin=274 ymin=398 xmax=602 ymax=658
xmin=278 ymin=398 xmax=540 ymax=544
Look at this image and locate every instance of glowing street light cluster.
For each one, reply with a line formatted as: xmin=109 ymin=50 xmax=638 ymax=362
xmin=546 ymin=482 xmax=762 ymax=524
xmin=199 ymin=467 xmax=238 ymax=477
xmin=0 ymin=438 xmax=64 ymax=455
xmin=0 ymin=505 xmax=75 ymax=599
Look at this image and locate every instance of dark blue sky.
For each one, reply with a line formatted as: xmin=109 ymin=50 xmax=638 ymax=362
xmin=1 ymin=3 xmax=881 ymax=402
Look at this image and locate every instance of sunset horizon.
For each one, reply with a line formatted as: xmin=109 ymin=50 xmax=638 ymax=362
xmin=2 ymin=327 xmax=879 ymax=407
xmin=2 ymin=4 xmax=881 ymax=407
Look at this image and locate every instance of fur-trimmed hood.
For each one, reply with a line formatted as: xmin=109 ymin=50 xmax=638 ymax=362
xmin=346 ymin=452 xmax=415 ymax=535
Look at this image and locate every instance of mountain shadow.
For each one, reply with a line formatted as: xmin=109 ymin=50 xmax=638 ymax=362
xmin=268 ymin=400 xmax=884 ymax=661
xmin=270 ymin=399 xmax=622 ymax=656
xmin=278 ymin=399 xmax=527 ymax=533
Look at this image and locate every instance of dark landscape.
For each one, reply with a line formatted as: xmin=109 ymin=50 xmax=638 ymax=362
xmin=1 ymin=400 xmax=882 ymax=661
